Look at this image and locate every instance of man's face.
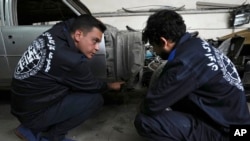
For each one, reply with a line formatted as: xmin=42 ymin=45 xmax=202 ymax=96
xmin=152 ymin=37 xmax=175 ymax=60
xmin=153 ymin=46 xmax=170 ymax=60
xmin=75 ymin=27 xmax=103 ymax=59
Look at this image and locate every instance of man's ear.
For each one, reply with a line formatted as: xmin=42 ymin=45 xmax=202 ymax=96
xmin=73 ymin=30 xmax=82 ymax=42
xmin=160 ymin=37 xmax=168 ymax=50
xmin=160 ymin=37 xmax=175 ymax=52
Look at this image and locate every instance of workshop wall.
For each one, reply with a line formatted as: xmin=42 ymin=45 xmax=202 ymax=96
xmin=81 ymin=0 xmax=250 ymax=39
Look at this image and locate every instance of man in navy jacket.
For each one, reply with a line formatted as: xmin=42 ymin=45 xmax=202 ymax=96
xmin=134 ymin=10 xmax=250 ymax=141
xmin=11 ymin=14 xmax=124 ymax=141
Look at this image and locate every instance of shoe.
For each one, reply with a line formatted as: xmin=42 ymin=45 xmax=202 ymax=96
xmin=14 ymin=124 xmax=39 ymax=141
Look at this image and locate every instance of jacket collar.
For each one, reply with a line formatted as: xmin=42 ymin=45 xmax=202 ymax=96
xmin=167 ymin=32 xmax=191 ymax=61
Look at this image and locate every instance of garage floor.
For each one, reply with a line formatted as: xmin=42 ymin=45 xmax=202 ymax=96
xmin=0 ymin=89 xmax=146 ymax=141
xmin=0 ymin=89 xmax=250 ymax=141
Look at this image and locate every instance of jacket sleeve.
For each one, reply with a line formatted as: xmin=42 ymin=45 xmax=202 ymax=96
xmin=142 ymin=59 xmax=198 ymax=115
xmin=61 ymin=60 xmax=108 ymax=93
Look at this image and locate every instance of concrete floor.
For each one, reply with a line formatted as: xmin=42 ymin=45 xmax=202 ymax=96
xmin=0 ymin=89 xmax=146 ymax=141
xmin=0 ymin=89 xmax=250 ymax=141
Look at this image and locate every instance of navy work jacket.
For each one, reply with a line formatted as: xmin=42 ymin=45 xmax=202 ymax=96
xmin=143 ymin=33 xmax=250 ymax=128
xmin=11 ymin=18 xmax=108 ymax=116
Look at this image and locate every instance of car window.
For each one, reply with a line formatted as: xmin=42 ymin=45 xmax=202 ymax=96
xmin=17 ymin=0 xmax=77 ymax=25
xmin=62 ymin=0 xmax=91 ymax=15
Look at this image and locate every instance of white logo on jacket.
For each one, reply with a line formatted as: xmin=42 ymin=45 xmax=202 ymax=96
xmin=201 ymin=40 xmax=243 ymax=91
xmin=14 ymin=32 xmax=55 ymax=79
xmin=214 ymin=47 xmax=244 ymax=91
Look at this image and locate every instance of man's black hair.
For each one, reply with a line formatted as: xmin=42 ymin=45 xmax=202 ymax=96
xmin=70 ymin=14 xmax=106 ymax=34
xmin=142 ymin=10 xmax=186 ymax=48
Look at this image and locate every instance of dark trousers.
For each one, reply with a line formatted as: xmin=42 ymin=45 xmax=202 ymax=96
xmin=22 ymin=92 xmax=104 ymax=141
xmin=134 ymin=111 xmax=229 ymax=141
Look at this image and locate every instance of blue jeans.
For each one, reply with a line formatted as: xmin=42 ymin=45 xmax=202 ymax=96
xmin=134 ymin=111 xmax=229 ymax=141
xmin=21 ymin=92 xmax=104 ymax=141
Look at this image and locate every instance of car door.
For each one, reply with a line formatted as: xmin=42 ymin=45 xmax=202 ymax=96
xmin=0 ymin=0 xmax=107 ymax=89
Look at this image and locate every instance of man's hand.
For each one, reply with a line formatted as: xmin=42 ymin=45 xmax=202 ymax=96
xmin=107 ymin=81 xmax=125 ymax=91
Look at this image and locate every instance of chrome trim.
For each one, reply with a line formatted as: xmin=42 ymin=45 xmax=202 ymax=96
xmin=62 ymin=0 xmax=81 ymax=16
xmin=0 ymin=0 xmax=5 ymax=26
